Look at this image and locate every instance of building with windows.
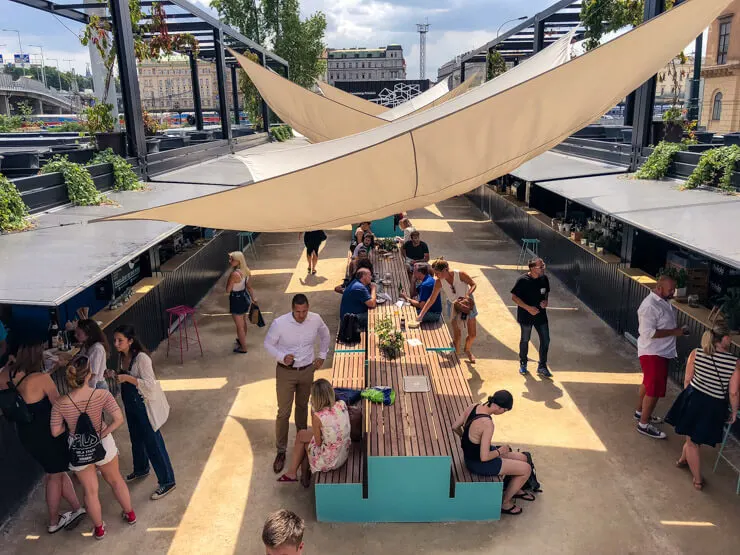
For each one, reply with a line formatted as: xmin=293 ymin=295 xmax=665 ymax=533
xmin=325 ymin=45 xmax=406 ymax=84
xmin=138 ymin=55 xmax=242 ymax=112
xmin=700 ymin=0 xmax=739 ymax=133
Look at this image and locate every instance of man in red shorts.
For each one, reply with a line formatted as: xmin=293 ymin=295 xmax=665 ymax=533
xmin=635 ymin=275 xmax=687 ymax=439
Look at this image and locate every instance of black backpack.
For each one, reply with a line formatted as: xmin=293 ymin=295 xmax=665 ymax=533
xmin=0 ymin=371 xmax=33 ymax=424
xmin=67 ymin=391 xmax=106 ymax=467
xmin=504 ymin=450 xmax=542 ymax=493
xmin=338 ymin=313 xmax=361 ymax=344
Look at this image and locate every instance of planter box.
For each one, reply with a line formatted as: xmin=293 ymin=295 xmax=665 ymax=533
xmin=95 ymin=132 xmax=127 ymax=156
xmin=1 ymin=151 xmax=39 ymax=169
xmin=588 ymin=242 xmax=596 ymax=249
xmin=146 ymin=139 xmax=161 ymax=154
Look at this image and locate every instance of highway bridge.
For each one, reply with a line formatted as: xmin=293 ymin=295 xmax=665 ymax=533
xmin=0 ymin=75 xmax=75 ymax=115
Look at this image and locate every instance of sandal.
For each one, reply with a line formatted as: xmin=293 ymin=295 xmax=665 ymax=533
xmin=277 ymin=474 xmax=298 ymax=483
xmin=233 ymin=348 xmax=248 ymax=354
xmin=675 ymin=459 xmax=688 ymax=469
xmin=501 ymin=504 xmax=523 ymax=515
xmin=693 ymin=479 xmax=704 ymax=491
xmin=311 ymin=269 xmax=317 ymax=275
xmin=513 ymin=491 xmax=535 ymax=501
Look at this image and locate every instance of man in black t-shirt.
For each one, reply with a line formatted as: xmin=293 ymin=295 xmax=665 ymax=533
xmin=402 ymin=231 xmax=430 ymax=295
xmin=511 ymin=258 xmax=552 ymax=377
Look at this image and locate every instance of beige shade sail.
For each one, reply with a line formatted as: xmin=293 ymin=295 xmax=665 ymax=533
xmin=104 ymin=0 xmax=726 ymax=233
xmin=316 ymin=80 xmax=389 ymax=115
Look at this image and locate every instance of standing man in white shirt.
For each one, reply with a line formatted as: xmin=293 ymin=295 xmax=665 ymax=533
xmin=264 ymin=294 xmax=331 ymax=473
xmin=635 ymin=275 xmax=688 ymax=439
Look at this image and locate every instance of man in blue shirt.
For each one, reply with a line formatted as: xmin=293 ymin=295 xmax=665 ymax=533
xmin=340 ymin=268 xmax=377 ymax=327
xmin=0 ymin=318 xmax=7 ymax=363
xmin=401 ymin=263 xmax=443 ymax=323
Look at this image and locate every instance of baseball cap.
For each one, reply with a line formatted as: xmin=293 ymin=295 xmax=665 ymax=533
xmin=489 ymin=390 xmax=513 ymax=411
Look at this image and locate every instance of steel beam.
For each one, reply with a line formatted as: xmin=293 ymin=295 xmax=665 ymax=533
xmin=109 ymin=0 xmax=147 ymax=166
xmin=259 ymin=51 xmax=271 ymax=133
xmin=533 ymin=18 xmax=547 ymax=53
xmin=9 ymin=0 xmax=88 ymax=23
xmin=230 ymin=65 xmax=240 ymax=125
xmin=688 ymin=33 xmax=703 ymax=122
xmin=188 ymin=52 xmax=204 ymax=131
xmin=631 ymin=0 xmax=665 ymax=166
xmin=213 ymin=29 xmax=232 ymax=143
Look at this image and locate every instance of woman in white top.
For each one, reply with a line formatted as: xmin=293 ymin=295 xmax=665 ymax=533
xmin=75 ymin=319 xmax=109 ymax=390
xmin=417 ymin=257 xmax=479 ymax=363
xmin=396 ymin=218 xmax=416 ymax=244
xmin=665 ymin=325 xmax=740 ymax=490
xmin=226 ymin=251 xmax=257 ymax=354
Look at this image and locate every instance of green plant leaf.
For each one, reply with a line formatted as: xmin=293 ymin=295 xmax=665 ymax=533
xmin=40 ymin=155 xmax=105 ymax=206
xmin=0 ymin=174 xmax=30 ymax=232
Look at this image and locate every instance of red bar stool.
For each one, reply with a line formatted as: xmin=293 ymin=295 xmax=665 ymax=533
xmin=166 ymin=305 xmax=203 ymax=364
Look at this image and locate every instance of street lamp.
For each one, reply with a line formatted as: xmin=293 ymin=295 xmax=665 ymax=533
xmin=47 ymin=58 xmax=63 ymax=91
xmin=2 ymin=29 xmax=25 ymax=77
xmin=497 ymin=16 xmax=528 ymax=37
xmin=28 ymin=44 xmax=47 ymax=88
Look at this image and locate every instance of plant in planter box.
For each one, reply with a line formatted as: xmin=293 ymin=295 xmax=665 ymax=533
xmin=90 ymin=149 xmax=143 ymax=192
xmin=142 ymin=110 xmax=161 ymax=137
xmin=720 ymin=288 xmax=740 ymax=332
xmin=635 ymin=140 xmax=683 ymax=180
xmin=0 ymin=174 xmax=30 ymax=232
xmin=684 ymin=145 xmax=740 ymax=192
xmin=41 ymin=155 xmax=106 ymax=206
xmin=587 ymin=230 xmax=598 ymax=249
xmin=376 ymin=237 xmax=397 ymax=252
xmin=595 ymin=236 xmax=607 ymax=254
xmin=375 ymin=316 xmax=404 ymax=360
xmin=83 ymin=103 xmax=126 ymax=155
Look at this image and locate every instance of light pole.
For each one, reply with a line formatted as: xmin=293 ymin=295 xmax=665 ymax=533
xmin=28 ymin=44 xmax=47 ymax=88
xmin=2 ymin=29 xmax=25 ymax=77
xmin=497 ymin=16 xmax=528 ymax=38
xmin=47 ymin=58 xmax=63 ymax=91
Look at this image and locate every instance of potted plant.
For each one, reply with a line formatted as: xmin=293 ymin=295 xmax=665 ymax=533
xmin=83 ymin=103 xmax=126 ymax=156
xmin=595 ymin=236 xmax=606 ymax=254
xmin=143 ymin=111 xmax=162 ymax=154
xmin=588 ymin=231 xmax=597 ymax=249
xmin=563 ymin=222 xmax=572 ymax=235
xmin=376 ymin=316 xmax=404 ymax=360
xmin=658 ymin=266 xmax=688 ymax=298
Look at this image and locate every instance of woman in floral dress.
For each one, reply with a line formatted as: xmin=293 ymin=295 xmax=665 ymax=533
xmin=277 ymin=379 xmax=351 ymax=487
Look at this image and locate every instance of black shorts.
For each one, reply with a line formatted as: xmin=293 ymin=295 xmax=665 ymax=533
xmin=229 ymin=291 xmax=251 ymax=315
xmin=305 ymin=239 xmax=322 ymax=256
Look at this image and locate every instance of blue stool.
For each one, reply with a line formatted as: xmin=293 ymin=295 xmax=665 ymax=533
xmin=238 ymin=231 xmax=258 ymax=260
xmin=517 ymin=239 xmax=540 ymax=269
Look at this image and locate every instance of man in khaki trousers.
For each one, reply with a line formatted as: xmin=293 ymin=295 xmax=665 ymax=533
xmin=264 ymin=294 xmax=330 ymax=473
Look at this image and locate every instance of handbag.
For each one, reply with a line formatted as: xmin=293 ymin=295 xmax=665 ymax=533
xmin=453 ymin=297 xmax=475 ymax=315
xmin=249 ymin=303 xmax=266 ymax=327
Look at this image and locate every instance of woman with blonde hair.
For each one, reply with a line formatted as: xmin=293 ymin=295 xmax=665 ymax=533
xmin=51 ymin=357 xmax=135 ymax=540
xmin=0 ymin=345 xmax=86 ymax=533
xmin=226 ymin=251 xmax=258 ymax=353
xmin=277 ymin=378 xmax=351 ymax=488
xmin=665 ymin=325 xmax=740 ymax=490
xmin=417 ymin=257 xmax=479 ymax=363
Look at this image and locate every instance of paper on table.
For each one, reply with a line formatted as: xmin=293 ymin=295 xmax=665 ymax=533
xmin=407 ymin=338 xmax=423 ymax=347
xmin=395 ymin=300 xmax=406 ymax=308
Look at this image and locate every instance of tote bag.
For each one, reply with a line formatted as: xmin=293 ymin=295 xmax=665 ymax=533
xmin=144 ymin=381 xmax=170 ymax=432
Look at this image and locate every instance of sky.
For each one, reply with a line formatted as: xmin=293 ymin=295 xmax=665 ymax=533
xmin=0 ymin=0 xmax=705 ymax=83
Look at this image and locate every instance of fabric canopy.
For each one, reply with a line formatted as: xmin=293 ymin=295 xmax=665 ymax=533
xmin=316 ymin=80 xmax=389 ymax=115
xmin=104 ymin=0 xmax=726 ymax=234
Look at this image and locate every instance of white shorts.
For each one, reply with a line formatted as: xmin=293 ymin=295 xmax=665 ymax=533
xmin=69 ymin=434 xmax=119 ymax=472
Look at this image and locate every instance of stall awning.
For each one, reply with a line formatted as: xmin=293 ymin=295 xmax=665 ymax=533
xmin=510 ymin=151 xmax=628 ymax=182
xmin=536 ymin=174 xmax=740 ymax=270
xmin=0 ymin=182 xmax=233 ymax=306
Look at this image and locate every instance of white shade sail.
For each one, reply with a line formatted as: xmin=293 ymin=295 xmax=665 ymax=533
xmin=103 ymin=0 xmax=726 ymax=234
xmin=378 ymin=79 xmax=453 ymax=121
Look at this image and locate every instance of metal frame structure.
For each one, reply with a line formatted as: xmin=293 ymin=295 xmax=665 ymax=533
xmin=8 ymin=0 xmax=287 ymax=170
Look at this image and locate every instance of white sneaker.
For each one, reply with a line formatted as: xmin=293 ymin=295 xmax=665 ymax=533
xmin=65 ymin=507 xmax=87 ymax=530
xmin=48 ymin=512 xmax=72 ymax=534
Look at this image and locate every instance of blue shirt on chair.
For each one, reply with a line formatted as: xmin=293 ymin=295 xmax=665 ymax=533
xmin=417 ymin=275 xmax=443 ymax=314
xmin=340 ymin=279 xmax=372 ymax=318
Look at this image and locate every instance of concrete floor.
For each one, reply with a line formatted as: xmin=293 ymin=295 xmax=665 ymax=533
xmin=2 ymin=198 xmax=739 ymax=555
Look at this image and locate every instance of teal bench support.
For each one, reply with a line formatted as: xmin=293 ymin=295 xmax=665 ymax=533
xmin=315 ymin=456 xmax=502 ymax=522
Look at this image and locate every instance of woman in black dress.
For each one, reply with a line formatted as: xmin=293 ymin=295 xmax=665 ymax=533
xmin=0 ymin=344 xmax=85 ymax=533
xmin=666 ymin=326 xmax=740 ymax=490
xmin=302 ymin=230 xmax=327 ymax=275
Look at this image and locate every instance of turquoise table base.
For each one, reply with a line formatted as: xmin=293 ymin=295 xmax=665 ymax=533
xmin=315 ymin=456 xmax=502 ymax=522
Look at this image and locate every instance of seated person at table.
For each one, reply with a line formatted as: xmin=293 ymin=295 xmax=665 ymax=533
xmin=353 ymin=233 xmax=375 ymax=258
xmin=277 ymin=378 xmax=351 ymax=488
xmin=354 ymin=222 xmax=372 ymax=246
xmin=452 ymin=391 xmax=534 ymax=516
xmin=402 ymin=231 xmax=430 ymax=272
xmin=339 ymin=268 xmax=377 ymax=327
xmin=401 ymin=263 xmax=443 ymax=323
xmin=334 ymin=251 xmax=374 ymax=294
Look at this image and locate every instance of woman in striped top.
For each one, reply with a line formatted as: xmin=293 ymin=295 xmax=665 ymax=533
xmin=665 ymin=325 xmax=740 ymax=490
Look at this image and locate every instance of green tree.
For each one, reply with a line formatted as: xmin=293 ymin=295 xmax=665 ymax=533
xmin=238 ymin=52 xmax=265 ymax=130
xmin=486 ymin=50 xmax=506 ymax=82
xmin=581 ymin=0 xmax=675 ymax=51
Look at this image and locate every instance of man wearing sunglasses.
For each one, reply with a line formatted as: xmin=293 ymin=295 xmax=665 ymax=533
xmin=511 ymin=258 xmax=552 ymax=377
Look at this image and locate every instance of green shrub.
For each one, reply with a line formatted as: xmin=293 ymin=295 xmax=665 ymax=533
xmin=684 ymin=145 xmax=740 ymax=192
xmin=41 ymin=155 xmax=104 ymax=206
xmin=635 ymin=141 xmax=683 ymax=180
xmin=51 ymin=122 xmax=87 ymax=133
xmin=91 ymin=149 xmax=143 ymax=191
xmin=0 ymin=174 xmax=30 ymax=232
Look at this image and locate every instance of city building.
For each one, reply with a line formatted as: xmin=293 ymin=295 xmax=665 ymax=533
xmin=138 ymin=55 xmax=243 ymax=111
xmin=700 ymin=0 xmax=740 ymax=133
xmin=325 ymin=45 xmax=406 ymax=85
